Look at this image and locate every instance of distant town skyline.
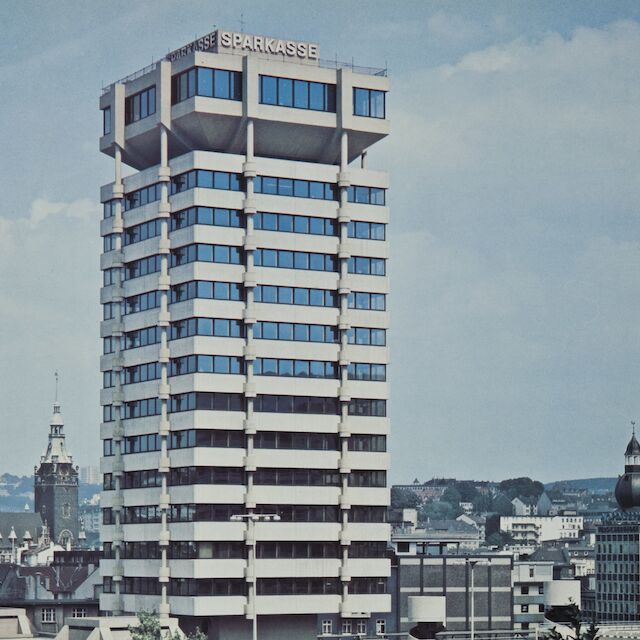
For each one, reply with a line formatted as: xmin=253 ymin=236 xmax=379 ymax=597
xmin=1 ymin=0 xmax=640 ymax=482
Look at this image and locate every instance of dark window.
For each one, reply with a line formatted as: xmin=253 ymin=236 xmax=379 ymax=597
xmin=172 ymin=67 xmax=242 ymax=103
xmin=347 ymin=185 xmax=386 ymax=206
xmin=255 ymin=358 xmax=337 ymax=379
xmin=348 ymin=221 xmax=386 ymax=241
xmin=255 ymin=176 xmax=336 ymax=201
xmin=255 ymin=395 xmax=339 ymax=415
xmin=259 ymin=75 xmax=336 ymax=112
xmin=125 ymin=86 xmax=156 ymax=124
xmin=353 ymin=87 xmax=386 ymax=118
xmin=102 ymin=107 xmax=111 ymax=135
xmin=348 ymin=291 xmax=386 ymax=311
xmin=255 ymin=248 xmax=336 ymax=273
xmin=171 ymin=170 xmax=241 ymax=195
xmin=255 ymin=285 xmax=337 ymax=308
xmin=123 ymin=183 xmax=161 ymax=212
xmin=171 ymin=207 xmax=244 ymax=231
xmin=123 ymin=219 xmax=162 ymax=246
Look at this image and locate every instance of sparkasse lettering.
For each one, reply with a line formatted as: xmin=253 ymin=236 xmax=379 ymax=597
xmin=167 ymin=29 xmax=320 ymax=62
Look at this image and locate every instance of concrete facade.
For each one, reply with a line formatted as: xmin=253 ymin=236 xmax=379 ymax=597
xmin=390 ymin=554 xmax=513 ymax=637
xmin=500 ymin=516 xmax=583 ymax=545
xmin=512 ymin=560 xmax=581 ymax=631
xmin=98 ymin=29 xmax=390 ymax=639
xmin=596 ymin=520 xmax=640 ymax=622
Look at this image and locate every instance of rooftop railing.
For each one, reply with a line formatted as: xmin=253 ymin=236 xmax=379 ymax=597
xmin=102 ymin=50 xmax=386 ymax=94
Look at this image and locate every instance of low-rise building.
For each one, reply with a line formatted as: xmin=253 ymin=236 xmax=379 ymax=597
xmin=0 ymin=514 xmax=44 ymax=564
xmin=500 ymin=515 xmax=583 ymax=545
xmin=512 ymin=559 xmax=581 ymax=631
xmin=0 ymin=550 xmax=100 ymax=634
xmin=512 ymin=496 xmax=539 ymax=517
xmin=390 ymin=553 xmax=513 ymax=637
xmin=392 ymin=520 xmax=481 ymax=556
xmin=457 ymin=514 xmax=487 ymax=544
xmin=565 ymin=545 xmax=595 ymax=577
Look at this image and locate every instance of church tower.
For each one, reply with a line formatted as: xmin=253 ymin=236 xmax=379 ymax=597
xmin=614 ymin=422 xmax=640 ymax=511
xmin=34 ymin=376 xmax=79 ymax=545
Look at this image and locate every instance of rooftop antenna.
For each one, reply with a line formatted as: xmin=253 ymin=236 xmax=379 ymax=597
xmin=240 ymin=11 xmax=245 ymax=34
xmin=54 ymin=371 xmax=59 ymax=403
xmin=632 ymin=421 xmax=636 ymax=437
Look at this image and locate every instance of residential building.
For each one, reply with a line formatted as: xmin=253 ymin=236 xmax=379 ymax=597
xmin=98 ymin=29 xmax=390 ymax=639
xmin=34 ymin=399 xmax=79 ymax=546
xmin=536 ymin=492 xmax=553 ymax=516
xmin=79 ymin=504 xmax=101 ymax=534
xmin=512 ymin=496 xmax=538 ymax=517
xmin=512 ymin=559 xmax=580 ymax=631
xmin=391 ymin=520 xmax=481 ymax=556
xmin=390 ymin=553 xmax=513 ymax=637
xmin=492 ymin=493 xmax=515 ymax=516
xmin=0 ymin=550 xmax=100 ymax=635
xmin=457 ymin=514 xmax=486 ymax=544
xmin=565 ymin=545 xmax=595 ymax=578
xmin=500 ymin=515 xmax=583 ymax=545
xmin=0 ymin=514 xmax=43 ymax=564
xmin=459 ymin=502 xmax=474 ymax=515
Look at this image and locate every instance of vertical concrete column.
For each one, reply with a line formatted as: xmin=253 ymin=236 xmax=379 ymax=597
xmin=111 ymin=143 xmax=125 ymax=616
xmin=337 ymin=130 xmax=353 ymax=610
xmin=242 ymin=117 xmax=258 ymax=620
xmin=157 ymin=124 xmax=172 ymax=618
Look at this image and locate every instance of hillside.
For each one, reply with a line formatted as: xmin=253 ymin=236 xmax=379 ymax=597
xmin=545 ymin=477 xmax=616 ymax=492
xmin=0 ymin=473 xmax=100 ymax=512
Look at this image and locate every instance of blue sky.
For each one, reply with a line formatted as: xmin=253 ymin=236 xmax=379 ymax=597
xmin=0 ymin=1 xmax=639 ymax=482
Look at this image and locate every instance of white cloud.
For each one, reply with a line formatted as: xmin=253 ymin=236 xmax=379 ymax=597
xmin=0 ymin=198 xmax=101 ymax=474
xmin=28 ymin=197 xmax=97 ymax=227
xmin=387 ymin=20 xmax=640 ymax=481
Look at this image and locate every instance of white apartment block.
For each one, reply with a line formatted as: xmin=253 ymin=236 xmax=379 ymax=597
xmin=512 ymin=561 xmax=581 ymax=631
xmin=98 ymin=29 xmax=390 ymax=640
xmin=501 ymin=515 xmax=583 ymax=545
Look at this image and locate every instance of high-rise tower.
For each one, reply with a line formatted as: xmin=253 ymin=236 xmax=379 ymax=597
xmin=99 ymin=29 xmax=390 ymax=639
xmin=34 ymin=382 xmax=79 ymax=546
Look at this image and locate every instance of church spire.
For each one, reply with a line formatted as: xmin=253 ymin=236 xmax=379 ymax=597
xmin=615 ymin=421 xmax=640 ymax=511
xmin=41 ymin=372 xmax=72 ymax=464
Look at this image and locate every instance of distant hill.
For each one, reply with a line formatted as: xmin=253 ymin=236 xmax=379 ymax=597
xmin=545 ymin=477 xmax=616 ymax=492
xmin=0 ymin=473 xmax=100 ymax=512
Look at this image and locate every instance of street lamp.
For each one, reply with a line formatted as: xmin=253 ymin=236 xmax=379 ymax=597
xmin=230 ymin=513 xmax=281 ymax=640
xmin=467 ymin=559 xmax=489 ymax=640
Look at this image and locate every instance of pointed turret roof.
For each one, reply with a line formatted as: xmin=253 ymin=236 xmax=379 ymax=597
xmin=40 ymin=373 xmax=73 ymax=465
xmin=626 ymin=433 xmax=640 ymax=456
xmin=40 ymin=401 xmax=73 ymax=464
xmin=616 ymin=422 xmax=640 ymax=511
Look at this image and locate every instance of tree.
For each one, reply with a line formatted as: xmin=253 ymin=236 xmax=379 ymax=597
xmin=472 ymin=493 xmax=493 ymax=514
xmin=420 ymin=500 xmax=456 ymax=521
xmin=129 ymin=612 xmax=206 ymax=640
xmin=544 ymin=601 xmax=600 ymax=640
xmin=441 ymin=486 xmax=462 ymax=508
xmin=455 ymin=481 xmax=480 ymax=503
xmin=498 ymin=477 xmax=544 ymax=500
xmin=485 ymin=531 xmax=515 ymax=549
xmin=391 ymin=487 xmax=422 ymax=509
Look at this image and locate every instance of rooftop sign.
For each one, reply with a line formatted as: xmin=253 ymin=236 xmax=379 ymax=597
xmin=166 ymin=30 xmax=320 ymax=62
